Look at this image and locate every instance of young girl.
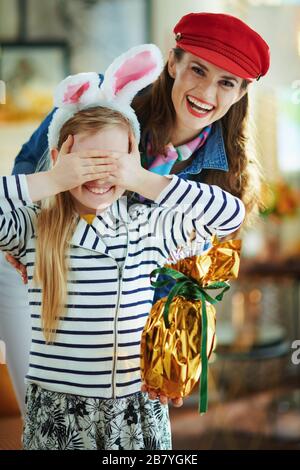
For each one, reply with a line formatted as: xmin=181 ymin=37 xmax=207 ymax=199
xmin=0 ymin=45 xmax=245 ymax=450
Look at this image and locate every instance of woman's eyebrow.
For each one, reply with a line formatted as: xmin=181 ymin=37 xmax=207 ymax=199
xmin=191 ymin=60 xmax=239 ymax=83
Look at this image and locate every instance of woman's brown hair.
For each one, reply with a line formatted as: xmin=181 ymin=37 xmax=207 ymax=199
xmin=132 ymin=48 xmax=264 ymax=225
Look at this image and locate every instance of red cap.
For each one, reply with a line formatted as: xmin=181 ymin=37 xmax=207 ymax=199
xmin=173 ymin=13 xmax=270 ymax=81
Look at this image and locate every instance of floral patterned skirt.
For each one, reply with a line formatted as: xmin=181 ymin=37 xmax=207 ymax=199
xmin=22 ymin=383 xmax=172 ymax=450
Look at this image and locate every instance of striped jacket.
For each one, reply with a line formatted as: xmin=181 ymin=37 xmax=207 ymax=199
xmin=0 ymin=174 xmax=245 ymax=399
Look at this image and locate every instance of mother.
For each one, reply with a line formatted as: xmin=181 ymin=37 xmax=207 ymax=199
xmin=2 ymin=12 xmax=270 ymax=412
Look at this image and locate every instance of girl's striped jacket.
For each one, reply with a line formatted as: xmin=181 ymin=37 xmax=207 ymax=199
xmin=0 ymin=174 xmax=245 ymax=399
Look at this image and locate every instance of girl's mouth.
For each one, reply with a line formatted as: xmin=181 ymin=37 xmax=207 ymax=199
xmin=83 ymin=185 xmax=114 ymax=196
xmin=186 ymin=95 xmax=215 ymax=118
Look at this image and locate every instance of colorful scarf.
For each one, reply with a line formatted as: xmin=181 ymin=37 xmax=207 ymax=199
xmin=141 ymin=124 xmax=212 ymax=176
xmin=82 ymin=126 xmax=213 ymax=210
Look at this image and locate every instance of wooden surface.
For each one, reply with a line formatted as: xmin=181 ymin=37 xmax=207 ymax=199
xmin=0 ymin=416 xmax=22 ymax=450
xmin=0 ymin=364 xmax=20 ymax=417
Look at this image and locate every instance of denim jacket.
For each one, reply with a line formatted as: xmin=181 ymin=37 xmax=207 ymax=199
xmin=11 ymin=77 xmax=229 ymax=303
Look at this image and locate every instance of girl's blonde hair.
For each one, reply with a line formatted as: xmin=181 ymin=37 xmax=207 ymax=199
xmin=34 ymin=107 xmax=131 ymax=343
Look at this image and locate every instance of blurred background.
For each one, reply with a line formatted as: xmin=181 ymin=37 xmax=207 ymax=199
xmin=0 ymin=0 xmax=300 ymax=450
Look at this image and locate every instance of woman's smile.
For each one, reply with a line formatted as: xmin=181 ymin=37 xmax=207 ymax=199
xmin=186 ymin=94 xmax=215 ymax=118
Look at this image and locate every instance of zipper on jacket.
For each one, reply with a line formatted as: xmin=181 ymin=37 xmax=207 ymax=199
xmin=111 ymin=224 xmax=130 ymax=399
xmin=111 ymin=264 xmax=123 ymax=399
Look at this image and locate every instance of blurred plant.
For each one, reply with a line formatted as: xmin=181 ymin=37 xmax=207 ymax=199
xmin=260 ymin=179 xmax=300 ymax=221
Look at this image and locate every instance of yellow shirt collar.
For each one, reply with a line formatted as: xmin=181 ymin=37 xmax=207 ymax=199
xmin=81 ymin=214 xmax=96 ymax=225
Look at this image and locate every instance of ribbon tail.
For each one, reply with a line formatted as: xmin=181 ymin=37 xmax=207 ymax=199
xmin=199 ymin=297 xmax=208 ymax=414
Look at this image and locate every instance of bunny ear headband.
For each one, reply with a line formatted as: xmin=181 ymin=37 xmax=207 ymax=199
xmin=48 ymin=44 xmax=164 ymax=150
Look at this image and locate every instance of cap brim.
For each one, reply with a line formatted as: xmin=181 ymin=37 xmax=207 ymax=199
xmin=179 ymin=44 xmax=256 ymax=81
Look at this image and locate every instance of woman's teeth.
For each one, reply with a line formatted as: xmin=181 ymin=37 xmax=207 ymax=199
xmin=187 ymin=96 xmax=214 ymax=113
xmin=85 ymin=186 xmax=112 ymax=195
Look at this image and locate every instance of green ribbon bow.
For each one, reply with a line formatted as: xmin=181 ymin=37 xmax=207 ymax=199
xmin=150 ymin=266 xmax=230 ymax=414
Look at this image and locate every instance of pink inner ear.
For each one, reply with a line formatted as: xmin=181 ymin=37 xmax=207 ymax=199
xmin=63 ymin=81 xmax=90 ymax=104
xmin=114 ymin=51 xmax=156 ymax=94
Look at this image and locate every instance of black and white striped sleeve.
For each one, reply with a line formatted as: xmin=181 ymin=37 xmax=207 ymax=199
xmin=156 ymin=175 xmax=245 ymax=234
xmin=147 ymin=174 xmax=245 ymax=256
xmin=0 ymin=175 xmax=39 ymax=259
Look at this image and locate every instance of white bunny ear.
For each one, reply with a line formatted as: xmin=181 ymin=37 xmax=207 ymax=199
xmin=48 ymin=72 xmax=101 ymax=149
xmin=100 ymin=44 xmax=164 ymax=104
xmin=48 ymin=45 xmax=163 ymax=149
xmin=54 ymin=72 xmax=101 ymax=109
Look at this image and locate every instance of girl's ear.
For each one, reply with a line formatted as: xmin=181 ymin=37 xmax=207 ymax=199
xmin=100 ymin=44 xmax=164 ymax=104
xmin=51 ymin=148 xmax=59 ymax=166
